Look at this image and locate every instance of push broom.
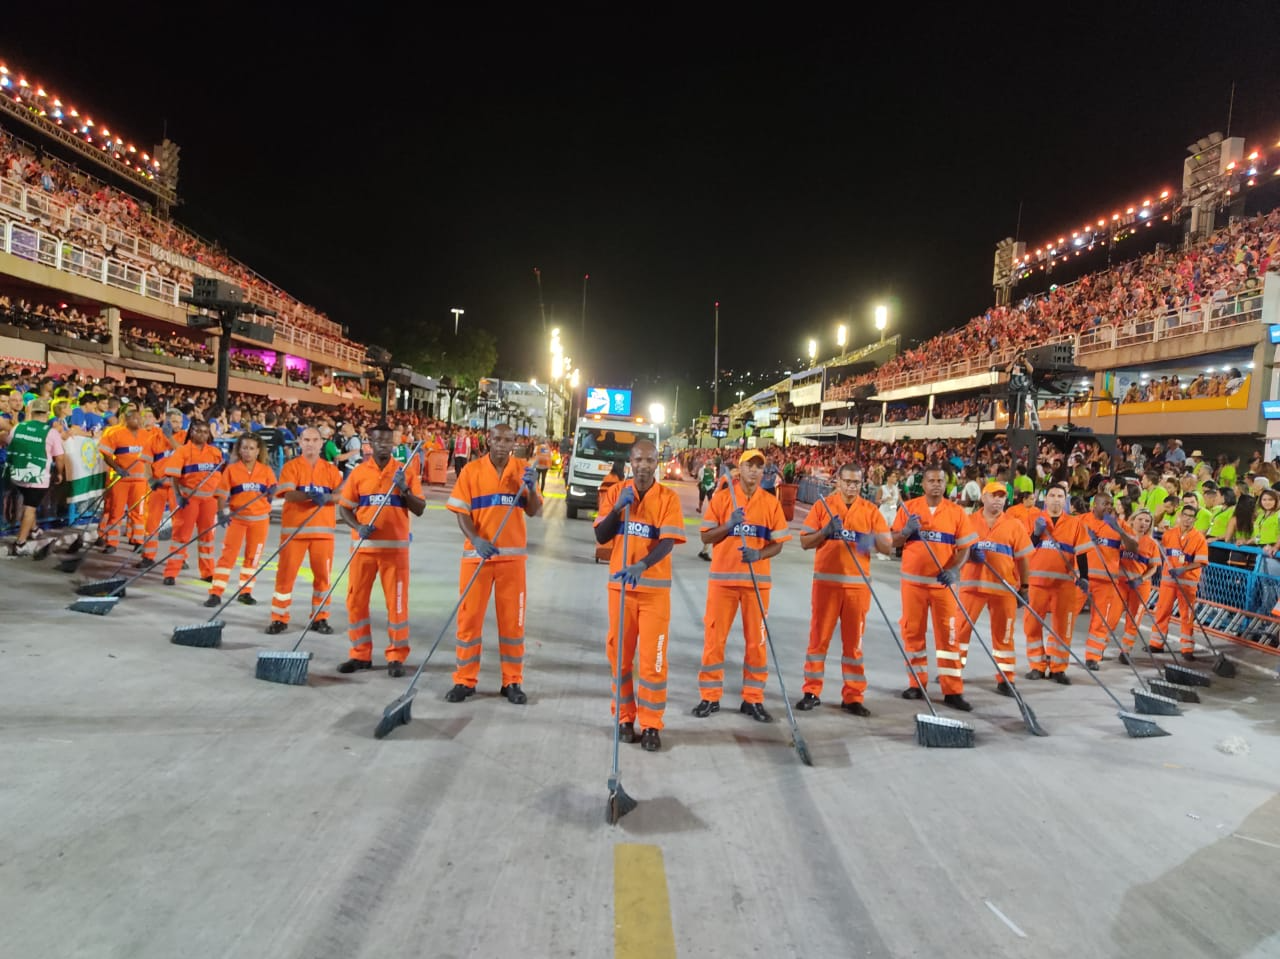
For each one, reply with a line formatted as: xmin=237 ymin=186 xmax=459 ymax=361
xmin=724 ymin=469 xmax=813 ymax=766
xmin=1081 ymin=529 xmax=1183 ymax=717
xmin=980 ymin=557 xmax=1169 ymax=737
xmin=901 ymin=506 xmax=1047 ymax=736
xmin=815 ymin=499 xmax=973 ymax=747
xmin=68 ymin=488 xmax=263 ymax=615
xmin=373 ymin=483 xmax=524 ymax=733
xmin=1153 ymin=539 xmax=1234 ymax=681
xmin=73 ymin=468 xmax=220 ymax=594
xmin=606 ymin=504 xmax=639 ymax=823
xmin=260 ymin=443 xmax=426 ymax=686
xmin=170 ymin=501 xmax=325 ymax=648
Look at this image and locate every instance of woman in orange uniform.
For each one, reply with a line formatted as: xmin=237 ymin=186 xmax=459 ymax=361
xmin=1116 ymin=509 xmax=1160 ymax=661
xmin=205 ymin=434 xmax=276 ymax=608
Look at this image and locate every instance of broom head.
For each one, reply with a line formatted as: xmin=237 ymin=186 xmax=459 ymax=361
xmin=1117 ymin=710 xmax=1171 ymax=738
xmin=793 ymin=735 xmax=814 ymax=767
xmin=916 ymin=713 xmax=976 ymax=748
xmin=607 ymin=778 xmax=639 ymax=824
xmin=68 ymin=596 xmax=120 ymax=615
xmin=57 ymin=554 xmax=85 ymax=573
xmin=1149 ymin=678 xmax=1200 ymax=703
xmin=171 ymin=621 xmax=224 ymax=648
xmin=75 ymin=577 xmax=127 ymax=597
xmin=1165 ymin=663 xmax=1211 ymax=687
xmin=374 ymin=689 xmax=416 ymax=739
xmin=1015 ymin=696 xmax=1048 ymax=737
xmin=255 ymin=650 xmax=312 ymax=685
xmin=1212 ymin=655 xmax=1236 ymax=679
xmin=1132 ymin=688 xmax=1182 ymax=716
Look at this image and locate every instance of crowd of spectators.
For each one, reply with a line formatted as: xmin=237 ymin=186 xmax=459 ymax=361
xmin=841 ymin=209 xmax=1280 ymax=393
xmin=884 ymin=403 xmax=927 ymax=423
xmin=931 ymin=397 xmax=985 ymax=421
xmin=1120 ymin=369 xmax=1248 ymax=403
xmin=0 ymin=295 xmax=108 ymax=343
xmin=1 ymin=128 xmax=360 ymax=353
xmin=121 ymin=325 xmax=211 ymax=363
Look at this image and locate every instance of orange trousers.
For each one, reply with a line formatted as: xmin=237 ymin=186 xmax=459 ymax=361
xmin=142 ymin=486 xmax=176 ymax=562
xmin=163 ymin=495 xmax=218 ymax=579
xmin=802 ymin=583 xmax=869 ymax=703
xmin=606 ymin=586 xmax=670 ymax=730
xmin=1120 ymin=581 xmax=1152 ymax=651
xmin=956 ymin=589 xmax=1018 ymax=684
xmin=453 ymin=559 xmax=526 ymax=686
xmin=210 ymin=516 xmax=268 ymax=599
xmin=1084 ymin=578 xmax=1126 ymax=662
xmin=271 ymin=536 xmax=334 ymax=625
xmin=1154 ymin=582 xmax=1197 ymax=654
xmin=899 ymin=582 xmax=963 ymax=695
xmin=698 ymin=584 xmax=769 ymax=704
xmin=1026 ymin=583 xmax=1083 ymax=675
xmin=99 ymin=478 xmax=148 ymax=549
xmin=346 ymin=548 xmax=411 ymax=664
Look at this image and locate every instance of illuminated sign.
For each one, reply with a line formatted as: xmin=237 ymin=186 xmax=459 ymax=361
xmin=586 ymin=387 xmax=632 ymax=417
xmin=1262 ymin=401 xmax=1280 ymax=420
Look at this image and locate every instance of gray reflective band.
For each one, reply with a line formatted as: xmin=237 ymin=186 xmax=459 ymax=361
xmin=699 ymin=681 xmax=723 ymax=690
xmin=447 ymin=497 xmax=469 ymax=510
xmin=742 ymin=678 xmax=767 ymax=690
xmin=389 ymin=638 xmax=408 ymax=647
xmin=348 ymin=619 xmax=370 ymax=631
xmin=841 ymin=657 xmax=863 ymax=668
xmin=463 ymin=547 xmax=528 ymax=559
xmin=813 ymin=573 xmax=863 ymax=585
xmin=709 ymin=571 xmax=772 ymax=584
xmin=901 ymin=573 xmax=942 ymax=585
xmin=456 ymin=637 xmax=482 ymax=649
xmin=636 ymin=695 xmax=665 ymax=711
xmin=499 ymin=654 xmax=524 ymax=663
xmin=805 ymin=653 xmax=825 ymax=663
xmin=636 ymin=676 xmax=667 ymax=692
xmin=499 ymin=637 xmax=524 ymax=647
xmin=387 ymin=620 xmax=409 ymax=631
xmin=660 ymin=526 xmax=686 ymax=537
xmin=700 ymin=661 xmax=725 ymax=672
xmin=359 ymin=540 xmax=411 ymax=549
xmin=282 ymin=527 xmax=335 ymax=537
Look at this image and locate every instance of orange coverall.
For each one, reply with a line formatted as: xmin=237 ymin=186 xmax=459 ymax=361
xmin=209 ymin=460 xmax=276 ymax=600
xmin=271 ymin=456 xmax=343 ymax=626
xmin=1118 ymin=534 xmax=1160 ymax=652
xmin=143 ymin=428 xmax=182 ymax=563
xmin=955 ymin=511 xmax=1033 ymax=683
xmin=596 ymin=479 xmax=687 ymax=730
xmin=97 ymin=425 xmax=153 ymax=549
xmin=1153 ymin=527 xmax=1209 ymax=654
xmin=1024 ymin=510 xmax=1087 ymax=676
xmin=162 ymin=443 xmax=223 ymax=580
xmin=1078 ymin=514 xmax=1135 ymax=663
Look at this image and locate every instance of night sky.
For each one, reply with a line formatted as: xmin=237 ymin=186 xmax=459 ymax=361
xmin=6 ymin=8 xmax=1280 ymax=413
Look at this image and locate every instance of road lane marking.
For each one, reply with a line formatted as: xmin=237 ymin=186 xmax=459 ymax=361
xmin=615 ymin=843 xmax=676 ymax=959
xmin=984 ymin=900 xmax=1028 ymax=938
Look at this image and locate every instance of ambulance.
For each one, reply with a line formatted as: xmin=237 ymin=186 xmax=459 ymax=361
xmin=565 ymin=414 xmax=660 ymax=519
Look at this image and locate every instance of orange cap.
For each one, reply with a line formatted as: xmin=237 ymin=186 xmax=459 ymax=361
xmin=739 ymin=449 xmax=766 ymax=465
xmin=982 ymin=481 xmax=1007 ymax=496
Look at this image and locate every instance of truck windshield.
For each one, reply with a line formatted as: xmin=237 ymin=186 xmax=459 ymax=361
xmin=577 ymin=427 xmax=643 ymax=462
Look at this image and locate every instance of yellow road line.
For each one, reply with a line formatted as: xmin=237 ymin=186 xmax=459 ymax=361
xmin=614 ymin=843 xmax=676 ymax=959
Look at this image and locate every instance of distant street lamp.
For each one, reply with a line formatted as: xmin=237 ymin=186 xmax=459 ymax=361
xmin=807 ymin=338 xmax=817 ymax=361
xmin=874 ymin=304 xmax=888 ymax=343
xmin=836 ymin=323 xmax=847 ymax=350
xmin=451 ymin=307 xmax=465 ymax=336
xmin=649 ymin=402 xmax=666 ymax=425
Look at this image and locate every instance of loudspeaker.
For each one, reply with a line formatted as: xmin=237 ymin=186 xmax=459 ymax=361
xmin=1025 ymin=342 xmax=1075 ymax=370
xmin=192 ymin=277 xmax=243 ymax=304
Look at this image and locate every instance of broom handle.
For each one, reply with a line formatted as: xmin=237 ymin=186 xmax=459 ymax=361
xmin=814 ymin=497 xmax=940 ymax=719
xmin=609 ymin=505 xmax=630 ymax=786
xmin=1083 ymin=528 xmax=1162 ymax=688
xmin=202 ymin=501 xmax=328 ymax=622
xmin=393 ymin=487 xmax=527 ymax=688
xmin=1152 ymin=539 xmax=1224 ymax=656
xmin=291 ymin=442 xmax=426 ymax=651
xmin=980 ymin=556 xmax=1128 ymax=712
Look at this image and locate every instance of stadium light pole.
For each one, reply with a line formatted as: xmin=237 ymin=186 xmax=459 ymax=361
xmin=452 ymin=307 xmax=465 ymax=336
xmin=807 ymin=338 xmax=817 ymax=362
xmin=712 ymin=301 xmax=720 ymax=414
xmin=836 ymin=323 xmax=847 ymax=353
xmin=874 ymin=304 xmax=888 ymax=344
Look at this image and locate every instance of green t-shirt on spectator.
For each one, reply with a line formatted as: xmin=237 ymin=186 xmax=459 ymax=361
xmin=1013 ymin=474 xmax=1034 ymax=495
xmin=1141 ymin=487 xmax=1168 ymax=513
xmin=1219 ymin=464 xmax=1237 ymax=488
xmin=1208 ymin=505 xmax=1233 ymax=540
xmin=322 ymin=439 xmax=340 ymax=463
xmin=1193 ymin=507 xmax=1214 ymax=533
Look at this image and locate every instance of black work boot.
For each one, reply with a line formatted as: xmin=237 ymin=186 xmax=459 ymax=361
xmin=265 ymin=621 xmax=288 ymax=635
xmin=691 ymin=699 xmax=720 ymax=718
xmin=739 ymin=700 xmax=773 ymax=723
xmin=942 ymin=694 xmax=973 ymax=712
xmin=618 ymin=722 xmax=636 ymax=743
xmin=995 ymin=681 xmax=1015 ymax=698
xmin=500 ymin=683 xmax=528 ymax=705
xmin=387 ymin=662 xmax=405 ymax=679
xmin=444 ymin=684 xmax=476 ymax=702
xmin=795 ymin=693 xmax=821 ymax=711
xmin=841 ymin=701 xmax=871 ymax=717
xmin=338 ymin=658 xmax=372 ymax=674
xmin=640 ymin=728 xmax=661 ymax=752
xmin=901 ymin=686 xmax=924 ymax=700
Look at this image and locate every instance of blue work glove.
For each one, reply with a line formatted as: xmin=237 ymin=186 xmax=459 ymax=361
xmin=825 ymin=514 xmax=844 ymax=539
xmin=1033 ymin=516 xmax=1047 ymax=537
xmin=1075 ymin=577 xmax=1090 ymax=596
xmin=614 ymin=486 xmax=636 ymax=512
xmin=854 ymin=531 xmax=876 ymax=556
xmin=310 ymin=489 xmax=330 ymax=508
xmin=472 ymin=537 xmax=499 ymax=560
xmin=611 ymin=560 xmax=647 ymax=589
xmin=901 ymin=513 xmax=921 ymax=538
xmin=970 ymin=546 xmax=986 ymax=564
xmin=1018 ymin=584 xmax=1029 ymax=603
xmin=1103 ymin=513 xmax=1122 ymax=533
xmin=739 ymin=546 xmax=762 ymax=563
xmin=729 ymin=507 xmax=746 ymax=528
xmin=174 ymin=494 xmax=188 ymax=512
xmin=392 ymin=469 xmax=409 ymax=494
xmin=357 ymin=522 xmax=376 ymax=539
xmin=1127 ymin=576 xmax=1144 ymax=590
xmin=522 ymin=465 xmax=538 ymax=490
xmin=264 ymin=485 xmax=277 ymax=498
xmin=149 ymin=477 xmax=165 ymax=490
xmin=936 ymin=567 xmax=958 ymax=587
xmin=217 ymin=510 xmax=231 ymax=528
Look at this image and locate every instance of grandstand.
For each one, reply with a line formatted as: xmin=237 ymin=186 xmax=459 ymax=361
xmin=0 ymin=58 xmax=384 ymax=409
xmin=724 ymin=129 xmax=1280 ymax=457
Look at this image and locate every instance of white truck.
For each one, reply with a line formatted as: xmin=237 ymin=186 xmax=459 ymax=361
xmin=564 ymin=414 xmax=660 ymax=519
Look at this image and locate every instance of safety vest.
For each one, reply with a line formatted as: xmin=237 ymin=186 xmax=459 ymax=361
xmin=5 ymin=419 xmax=51 ymax=484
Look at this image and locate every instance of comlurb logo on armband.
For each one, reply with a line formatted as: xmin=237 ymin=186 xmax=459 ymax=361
xmin=625 ymin=521 xmax=654 ymax=538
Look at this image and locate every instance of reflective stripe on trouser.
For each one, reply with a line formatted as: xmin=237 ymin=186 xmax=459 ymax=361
xmin=955 ymin=589 xmax=1018 ymax=683
xmin=99 ymin=478 xmax=148 ymax=548
xmin=1085 ymin=580 xmax=1125 ymax=662
xmin=142 ymin=485 xmax=176 ymax=561
xmin=1120 ymin=581 xmax=1152 ymax=650
xmin=607 ymin=586 xmax=671 ymax=730
xmin=698 ymin=584 xmax=769 ymax=703
xmin=209 ymin=518 xmax=267 ymax=598
xmin=898 ymin=582 xmax=963 ymax=695
xmin=1026 ymin=583 xmax=1083 ymax=675
xmin=346 ymin=549 xmax=411 ymax=663
xmin=163 ymin=495 xmax=219 ymax=579
xmin=802 ymin=581 xmax=869 ymax=703
xmin=453 ymin=559 xmax=526 ymax=687
xmin=1154 ymin=583 xmax=1196 ymax=653
xmin=271 ymin=536 xmax=335 ymax=624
